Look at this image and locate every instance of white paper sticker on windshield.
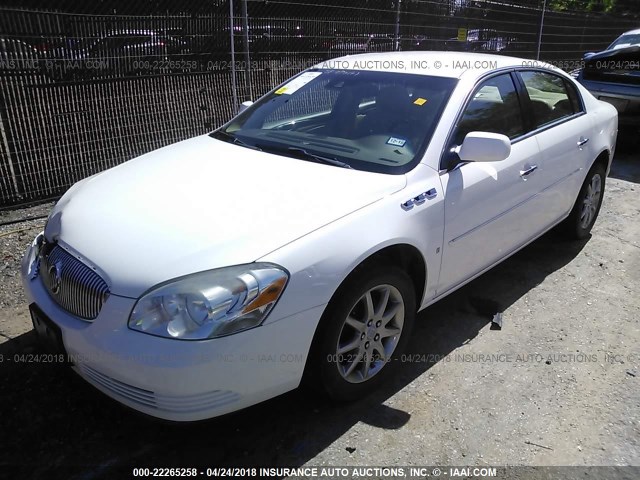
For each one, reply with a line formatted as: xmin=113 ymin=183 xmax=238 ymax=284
xmin=386 ymin=137 xmax=407 ymax=147
xmin=274 ymin=71 xmax=322 ymax=95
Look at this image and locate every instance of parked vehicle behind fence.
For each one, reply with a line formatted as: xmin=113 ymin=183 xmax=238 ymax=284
xmin=0 ymin=37 xmax=40 ymax=75
xmin=327 ymin=35 xmax=395 ymax=57
xmin=576 ymin=28 xmax=640 ymax=126
xmin=37 ymin=30 xmax=190 ymax=81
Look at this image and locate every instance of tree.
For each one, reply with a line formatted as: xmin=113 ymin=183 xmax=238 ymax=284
xmin=549 ymin=0 xmax=639 ymax=16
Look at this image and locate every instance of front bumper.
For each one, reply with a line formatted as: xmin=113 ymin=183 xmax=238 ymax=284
xmin=21 ymin=237 xmax=322 ymax=421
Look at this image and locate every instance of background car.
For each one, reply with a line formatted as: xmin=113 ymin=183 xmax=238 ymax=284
xmin=443 ymin=29 xmax=521 ymax=53
xmin=585 ymin=28 xmax=640 ymax=57
xmin=0 ymin=37 xmax=40 ymax=76
xmin=37 ymin=29 xmax=190 ymax=80
xmin=400 ymin=34 xmax=441 ymax=51
xmin=576 ymin=28 xmax=640 ymax=127
xmin=327 ymin=34 xmax=395 ymax=57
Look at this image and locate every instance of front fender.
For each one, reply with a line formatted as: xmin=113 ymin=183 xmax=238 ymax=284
xmin=260 ymin=164 xmax=445 ymax=324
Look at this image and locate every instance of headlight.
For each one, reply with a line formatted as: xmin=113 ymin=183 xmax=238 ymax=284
xmin=128 ymin=263 xmax=288 ymax=340
xmin=23 ymin=232 xmax=44 ymax=280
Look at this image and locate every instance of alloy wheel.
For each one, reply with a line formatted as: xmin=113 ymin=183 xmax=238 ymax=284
xmin=335 ymin=284 xmax=405 ymax=383
xmin=580 ymin=173 xmax=602 ymax=229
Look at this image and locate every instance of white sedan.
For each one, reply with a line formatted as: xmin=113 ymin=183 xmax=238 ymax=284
xmin=21 ymin=52 xmax=617 ymax=421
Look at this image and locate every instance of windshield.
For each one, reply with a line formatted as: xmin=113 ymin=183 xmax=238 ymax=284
xmin=213 ymin=69 xmax=457 ymax=174
xmin=609 ymin=33 xmax=640 ymax=50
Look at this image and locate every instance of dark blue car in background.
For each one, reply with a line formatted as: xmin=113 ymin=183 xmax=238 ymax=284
xmin=576 ymin=29 xmax=640 ymax=127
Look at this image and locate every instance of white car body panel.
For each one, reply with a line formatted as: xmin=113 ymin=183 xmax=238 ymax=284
xmin=21 ymin=269 xmax=322 ymax=421
xmin=262 ymin=163 xmax=444 ymax=317
xmin=21 ymin=51 xmax=618 ymax=421
xmin=531 ymin=112 xmax=592 ymax=226
xmin=438 ymin=135 xmax=543 ymax=292
xmin=46 ymin=135 xmax=405 ymax=298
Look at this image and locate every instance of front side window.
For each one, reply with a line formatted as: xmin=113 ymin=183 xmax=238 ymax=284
xmin=519 ymin=71 xmax=576 ymax=128
xmin=453 ymin=73 xmax=524 ymax=145
xmin=213 ymin=69 xmax=457 ymax=174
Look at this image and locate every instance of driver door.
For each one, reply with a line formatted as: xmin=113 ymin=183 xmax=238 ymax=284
xmin=437 ymin=72 xmax=545 ymax=295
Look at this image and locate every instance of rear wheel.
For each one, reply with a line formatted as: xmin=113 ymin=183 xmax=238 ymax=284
xmin=561 ymin=162 xmax=606 ymax=239
xmin=310 ymin=265 xmax=415 ymax=401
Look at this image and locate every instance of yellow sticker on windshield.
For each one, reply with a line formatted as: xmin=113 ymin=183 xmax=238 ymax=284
xmin=413 ymin=97 xmax=427 ymax=106
xmin=274 ymin=87 xmax=288 ymax=95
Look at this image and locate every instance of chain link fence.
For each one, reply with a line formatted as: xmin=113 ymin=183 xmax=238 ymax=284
xmin=0 ymin=0 xmax=637 ymax=207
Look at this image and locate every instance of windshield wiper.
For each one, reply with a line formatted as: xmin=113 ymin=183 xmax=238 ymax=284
xmin=259 ymin=145 xmax=353 ymax=169
xmin=287 ymin=148 xmax=354 ymax=169
xmin=210 ymin=130 xmax=262 ymax=151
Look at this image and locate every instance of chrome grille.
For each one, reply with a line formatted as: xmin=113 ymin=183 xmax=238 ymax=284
xmin=40 ymin=244 xmax=109 ymax=320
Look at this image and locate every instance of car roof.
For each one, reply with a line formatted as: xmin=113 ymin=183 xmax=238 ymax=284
xmin=620 ymin=28 xmax=640 ymax=35
xmin=314 ymin=51 xmax=549 ymax=79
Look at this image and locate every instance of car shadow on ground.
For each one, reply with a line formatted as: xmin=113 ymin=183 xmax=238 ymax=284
xmin=0 ymin=229 xmax=590 ymax=479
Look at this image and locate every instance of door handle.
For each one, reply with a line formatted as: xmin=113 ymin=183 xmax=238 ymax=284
xmin=577 ymin=137 xmax=589 ymax=147
xmin=520 ymin=164 xmax=538 ymax=178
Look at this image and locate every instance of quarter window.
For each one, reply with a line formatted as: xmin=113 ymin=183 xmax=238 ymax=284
xmin=519 ymin=71 xmax=576 ymax=128
xmin=454 ymin=73 xmax=524 ymax=144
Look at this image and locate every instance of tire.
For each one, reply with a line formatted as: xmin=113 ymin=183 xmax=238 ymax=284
xmin=309 ymin=264 xmax=416 ymax=402
xmin=560 ymin=162 xmax=606 ymax=240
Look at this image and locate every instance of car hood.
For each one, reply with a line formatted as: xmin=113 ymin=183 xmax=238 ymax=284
xmin=587 ymin=44 xmax=640 ymax=60
xmin=48 ymin=135 xmax=406 ymax=298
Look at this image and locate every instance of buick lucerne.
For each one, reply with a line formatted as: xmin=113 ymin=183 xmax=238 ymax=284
xmin=22 ymin=52 xmax=618 ymax=421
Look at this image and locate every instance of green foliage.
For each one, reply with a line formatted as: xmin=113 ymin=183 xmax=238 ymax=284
xmin=549 ymin=0 xmax=622 ymax=14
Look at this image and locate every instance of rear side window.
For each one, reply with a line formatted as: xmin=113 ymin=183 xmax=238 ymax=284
xmin=519 ymin=71 xmax=577 ymax=128
xmin=453 ymin=73 xmax=524 ymax=144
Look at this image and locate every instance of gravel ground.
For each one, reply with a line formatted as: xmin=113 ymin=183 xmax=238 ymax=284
xmin=0 ymin=144 xmax=638 ymax=479
xmin=0 ymin=203 xmax=51 ymax=322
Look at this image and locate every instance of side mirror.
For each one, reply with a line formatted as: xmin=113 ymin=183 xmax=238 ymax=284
xmin=238 ymin=100 xmax=253 ymax=114
xmin=455 ymin=131 xmax=511 ymax=162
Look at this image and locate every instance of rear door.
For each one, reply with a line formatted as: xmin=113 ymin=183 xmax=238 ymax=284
xmin=515 ymin=69 xmax=593 ymax=227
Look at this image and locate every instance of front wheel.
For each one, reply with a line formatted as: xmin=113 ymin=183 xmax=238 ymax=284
xmin=310 ymin=265 xmax=416 ymax=401
xmin=560 ymin=162 xmax=606 ymax=239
